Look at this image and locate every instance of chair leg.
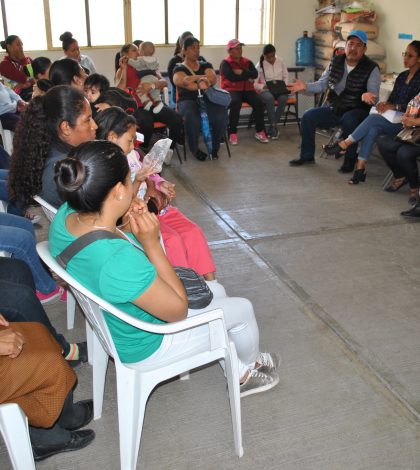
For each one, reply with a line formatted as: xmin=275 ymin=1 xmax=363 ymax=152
xmin=224 ymin=131 xmax=232 ymax=158
xmin=67 ymin=290 xmax=76 ymax=329
xmin=116 ymin=369 xmax=151 ymax=470
xmin=0 ymin=403 xmax=36 ymax=470
xmin=224 ymin=342 xmax=243 ymax=458
xmin=174 ymin=143 xmax=183 ymax=164
xmin=92 ymin=332 xmax=109 ymax=420
xmin=383 ymin=170 xmax=394 ymax=189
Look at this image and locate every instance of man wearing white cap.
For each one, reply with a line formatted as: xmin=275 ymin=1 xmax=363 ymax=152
xmin=220 ymin=39 xmax=269 ymax=145
xmin=288 ymin=30 xmax=380 ymax=172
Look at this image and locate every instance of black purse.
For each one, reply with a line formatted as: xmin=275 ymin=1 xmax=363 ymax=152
xmin=57 ymin=229 xmax=213 ymax=310
xmin=261 ymin=62 xmax=288 ymax=97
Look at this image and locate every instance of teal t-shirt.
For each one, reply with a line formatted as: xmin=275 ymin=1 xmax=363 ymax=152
xmin=49 ymin=203 xmax=163 ymax=363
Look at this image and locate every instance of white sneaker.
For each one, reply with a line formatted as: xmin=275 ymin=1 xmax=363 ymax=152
xmin=240 ymin=369 xmax=279 ymax=398
xmin=255 ymin=352 xmax=280 ymax=374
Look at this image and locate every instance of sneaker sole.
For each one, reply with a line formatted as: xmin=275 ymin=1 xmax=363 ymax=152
xmin=39 ymin=291 xmax=62 ymax=305
xmin=240 ymin=373 xmax=280 ymax=398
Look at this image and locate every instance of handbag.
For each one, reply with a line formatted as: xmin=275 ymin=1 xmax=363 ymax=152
xmin=204 ymin=86 xmax=232 ymax=107
xmin=266 ymin=80 xmax=288 ymax=97
xmin=57 ymin=229 xmax=213 ymax=310
xmin=396 ymin=126 xmax=420 ymax=146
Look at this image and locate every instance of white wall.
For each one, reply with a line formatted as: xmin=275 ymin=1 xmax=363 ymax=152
xmin=2 ymin=0 xmax=417 ymax=81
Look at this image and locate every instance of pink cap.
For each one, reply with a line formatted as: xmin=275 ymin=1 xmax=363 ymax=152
xmin=227 ymin=39 xmax=244 ymax=51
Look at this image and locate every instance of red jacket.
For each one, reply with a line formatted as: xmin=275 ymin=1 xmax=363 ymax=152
xmin=0 ymin=55 xmax=33 ymax=93
xmin=219 ymin=55 xmax=257 ymax=92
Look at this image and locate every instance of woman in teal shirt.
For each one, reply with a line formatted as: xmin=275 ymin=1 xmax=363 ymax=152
xmin=50 ymin=140 xmax=279 ymax=397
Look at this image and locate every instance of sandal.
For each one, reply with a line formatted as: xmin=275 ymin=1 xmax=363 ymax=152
xmin=323 ymin=141 xmax=347 ymax=156
xmin=408 ymin=188 xmax=419 ymax=205
xmin=384 ymin=177 xmax=407 ymax=193
xmin=348 ymin=168 xmax=366 ymax=185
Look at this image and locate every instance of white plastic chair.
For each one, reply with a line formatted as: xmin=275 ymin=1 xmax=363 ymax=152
xmin=0 ymin=403 xmax=36 ymax=470
xmin=0 ymin=201 xmax=12 ymax=257
xmin=33 ymin=195 xmax=76 ymax=330
xmin=0 ymin=121 xmax=14 ymax=155
xmin=37 ymin=240 xmax=243 ymax=470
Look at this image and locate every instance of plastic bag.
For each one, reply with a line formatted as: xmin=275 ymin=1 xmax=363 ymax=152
xmin=142 ymin=138 xmax=172 ymax=174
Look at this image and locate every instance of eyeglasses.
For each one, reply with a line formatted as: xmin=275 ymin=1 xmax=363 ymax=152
xmin=402 ymin=52 xmax=416 ymax=58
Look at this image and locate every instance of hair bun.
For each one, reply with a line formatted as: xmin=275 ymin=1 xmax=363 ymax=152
xmin=59 ymin=31 xmax=73 ymax=42
xmin=0 ymin=41 xmax=6 ymax=49
xmin=54 ymin=157 xmax=86 ymax=193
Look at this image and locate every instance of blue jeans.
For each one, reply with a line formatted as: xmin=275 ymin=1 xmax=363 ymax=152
xmin=0 ymin=169 xmax=23 ymax=216
xmin=0 ymin=212 xmax=56 ymax=293
xmin=0 ymin=257 xmax=69 ymax=353
xmin=0 ymin=146 xmax=10 ymax=169
xmin=178 ymin=99 xmax=228 ymax=155
xmin=349 ymin=113 xmax=403 ymax=161
xmin=300 ymin=106 xmax=369 ymax=161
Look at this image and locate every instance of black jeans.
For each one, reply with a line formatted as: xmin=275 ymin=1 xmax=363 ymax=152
xmin=377 ymin=135 xmax=420 ymax=189
xmin=228 ymin=90 xmax=266 ymax=134
xmin=134 ymin=105 xmax=183 ymax=149
xmin=0 ymin=258 xmax=69 ymax=354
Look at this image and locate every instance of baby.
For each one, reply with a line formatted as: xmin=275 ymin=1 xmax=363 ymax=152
xmin=128 ymin=41 xmax=163 ymax=113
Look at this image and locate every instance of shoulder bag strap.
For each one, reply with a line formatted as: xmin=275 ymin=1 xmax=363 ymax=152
xmin=57 ymin=230 xmax=121 ymax=269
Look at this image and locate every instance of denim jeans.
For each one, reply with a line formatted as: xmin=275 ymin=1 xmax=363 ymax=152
xmin=300 ymin=106 xmax=369 ymax=161
xmin=259 ymin=91 xmax=288 ymax=126
xmin=0 ymin=169 xmax=23 ymax=216
xmin=0 ymin=212 xmax=57 ymax=293
xmin=349 ymin=113 xmax=403 ymax=161
xmin=0 ymin=146 xmax=10 ymax=169
xmin=377 ymin=135 xmax=420 ymax=189
xmin=178 ymin=99 xmax=228 ymax=154
xmin=0 ymin=257 xmax=68 ymax=353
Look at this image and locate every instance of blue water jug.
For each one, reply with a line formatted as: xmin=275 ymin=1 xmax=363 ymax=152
xmin=296 ymin=31 xmax=315 ymax=66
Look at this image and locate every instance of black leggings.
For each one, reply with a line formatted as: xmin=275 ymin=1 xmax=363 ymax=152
xmin=228 ymin=90 xmax=266 ymax=134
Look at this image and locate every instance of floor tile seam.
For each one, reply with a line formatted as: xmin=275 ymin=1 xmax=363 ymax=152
xmin=171 ymin=166 xmax=420 ymax=424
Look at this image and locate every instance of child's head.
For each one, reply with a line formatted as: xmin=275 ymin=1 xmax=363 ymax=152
xmin=94 ymin=87 xmax=137 ymax=114
xmin=84 ymin=73 xmax=110 ymax=103
xmin=25 ymin=56 xmax=52 ymax=80
xmin=139 ymin=41 xmax=155 ymax=57
xmin=95 ymin=106 xmax=137 ymax=155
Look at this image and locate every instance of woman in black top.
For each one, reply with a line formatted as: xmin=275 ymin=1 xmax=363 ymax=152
xmin=173 ymin=37 xmax=228 ymax=161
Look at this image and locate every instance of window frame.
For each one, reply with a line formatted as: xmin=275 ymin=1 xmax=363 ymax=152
xmin=0 ymin=0 xmax=273 ymax=50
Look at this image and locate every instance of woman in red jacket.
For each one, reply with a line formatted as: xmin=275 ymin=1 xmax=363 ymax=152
xmin=220 ymin=39 xmax=269 ymax=146
xmin=0 ymin=35 xmax=33 ymax=100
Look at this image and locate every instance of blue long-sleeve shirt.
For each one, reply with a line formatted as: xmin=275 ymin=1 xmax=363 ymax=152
xmin=0 ymin=82 xmax=21 ymax=115
xmin=306 ymin=57 xmax=381 ymax=98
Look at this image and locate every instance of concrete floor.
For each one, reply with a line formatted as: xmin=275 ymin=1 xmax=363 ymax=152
xmin=1 ymin=125 xmax=420 ymax=469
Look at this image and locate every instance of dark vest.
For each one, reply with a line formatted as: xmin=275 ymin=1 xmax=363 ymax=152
xmin=327 ymin=54 xmax=378 ymax=115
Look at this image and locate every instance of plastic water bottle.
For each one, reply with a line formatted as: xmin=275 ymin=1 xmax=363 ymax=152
xmin=406 ymin=95 xmax=420 ymax=117
xmin=296 ymin=31 xmax=315 ymax=66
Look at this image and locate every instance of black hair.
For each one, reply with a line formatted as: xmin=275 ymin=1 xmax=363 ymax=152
xmin=60 ymin=31 xmax=77 ymax=51
xmin=49 ymin=58 xmax=83 ymax=86
xmin=24 ymin=56 xmax=52 ymax=78
xmin=133 ymin=39 xmax=143 ymax=47
xmin=54 ymin=140 xmax=129 ymax=213
xmin=260 ymin=44 xmax=276 ymax=67
xmin=95 ymin=87 xmax=138 ymax=113
xmin=183 ymin=37 xmax=199 ymax=51
xmin=408 ymin=40 xmax=420 ymax=56
xmin=95 ymin=107 xmax=136 ymax=140
xmin=174 ymin=31 xmax=193 ymax=55
xmin=84 ymin=73 xmax=110 ymax=94
xmin=36 ymin=78 xmax=54 ymax=93
xmin=0 ymin=35 xmax=19 ymax=51
xmin=8 ymin=85 xmax=87 ymax=208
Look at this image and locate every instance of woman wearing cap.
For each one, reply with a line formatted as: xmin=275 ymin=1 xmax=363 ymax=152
xmin=173 ymin=36 xmax=228 ymax=160
xmin=0 ymin=35 xmax=34 ymax=100
xmin=323 ymin=40 xmax=420 ymax=185
xmin=220 ymin=39 xmax=269 ymax=145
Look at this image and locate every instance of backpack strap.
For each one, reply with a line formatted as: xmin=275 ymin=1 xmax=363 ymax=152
xmin=56 ymin=230 xmax=121 ymax=269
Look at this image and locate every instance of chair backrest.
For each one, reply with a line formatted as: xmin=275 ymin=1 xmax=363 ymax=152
xmin=0 ymin=121 xmax=14 ymax=155
xmin=36 ymin=241 xmax=173 ymax=366
xmin=33 ymin=195 xmax=57 ymax=222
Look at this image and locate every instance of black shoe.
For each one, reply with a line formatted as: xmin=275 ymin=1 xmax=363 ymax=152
xmin=65 ymin=399 xmax=94 ymax=431
xmin=210 ymin=151 xmax=219 ymax=160
xmin=323 ymin=142 xmax=346 ymax=156
xmin=289 ymin=158 xmax=315 ymax=166
xmin=194 ymin=149 xmax=207 ymax=161
xmin=33 ymin=429 xmax=95 ymax=462
xmin=348 ymin=168 xmax=366 ymax=184
xmin=401 ymin=203 xmax=420 ymax=219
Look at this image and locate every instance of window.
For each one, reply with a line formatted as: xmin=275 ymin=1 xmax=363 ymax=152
xmin=0 ymin=0 xmax=272 ymax=49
